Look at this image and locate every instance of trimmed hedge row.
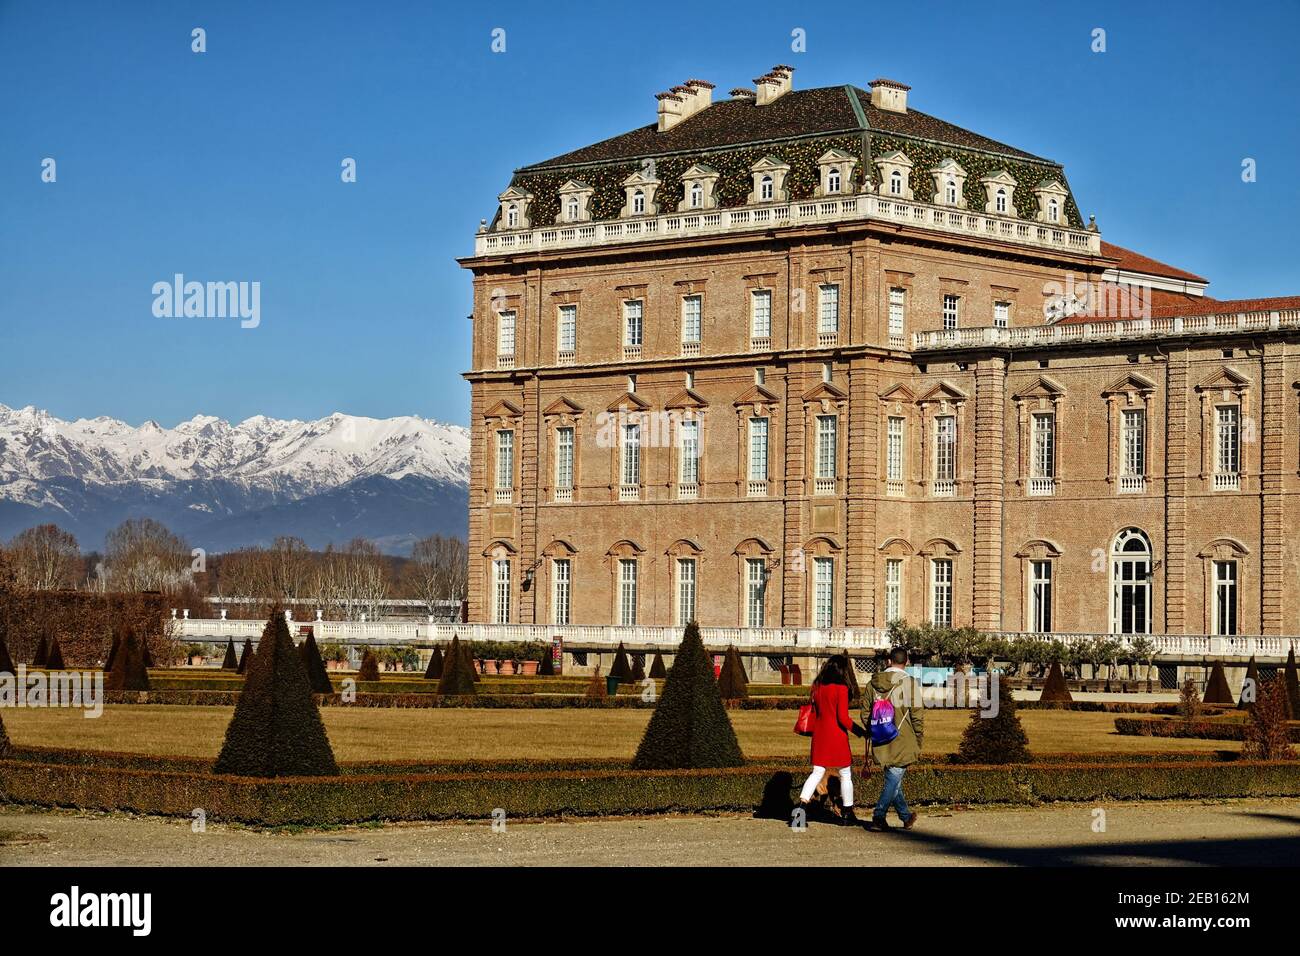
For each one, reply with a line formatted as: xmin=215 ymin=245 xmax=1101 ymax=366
xmin=94 ymin=690 xmax=810 ymax=709
xmin=3 ymin=755 xmax=1297 ymax=826
xmin=1115 ymin=717 xmax=1300 ymax=742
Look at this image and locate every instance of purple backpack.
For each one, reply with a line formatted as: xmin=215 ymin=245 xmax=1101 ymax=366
xmin=870 ymin=697 xmax=900 ymax=745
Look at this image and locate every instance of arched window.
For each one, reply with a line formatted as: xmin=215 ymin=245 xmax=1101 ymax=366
xmin=690 ymin=182 xmax=703 ymax=208
xmin=889 ymin=170 xmax=902 ymax=196
xmin=1111 ymin=528 xmax=1152 ymax=635
xmin=632 ymin=190 xmax=645 ymax=214
xmin=760 ymin=174 xmax=773 ymax=201
xmin=827 ymin=167 xmax=841 ymax=194
xmin=995 ymin=188 xmax=1007 ymax=214
xmin=506 ymin=203 xmax=518 ymax=228
xmin=945 ymin=180 xmax=958 ymax=205
xmin=1047 ymin=198 xmax=1059 ymax=222
xmin=567 ymin=196 xmax=579 ymax=221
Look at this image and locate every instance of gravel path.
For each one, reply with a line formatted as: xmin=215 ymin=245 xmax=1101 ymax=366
xmin=3 ymin=799 xmax=1298 ymax=866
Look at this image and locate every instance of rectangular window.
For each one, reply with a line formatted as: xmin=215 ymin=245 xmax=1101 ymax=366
xmin=942 ymin=294 xmax=960 ymax=331
xmin=679 ymin=419 xmax=699 ymax=486
xmin=623 ymin=300 xmax=643 ymax=347
xmin=621 ymin=423 xmax=641 ymax=487
xmin=816 ymin=415 xmax=838 ymax=480
xmin=1121 ymin=409 xmax=1145 ymax=477
xmin=677 ymin=558 xmax=697 ymax=626
xmin=1216 ymin=405 xmax=1240 ymax=474
xmin=888 ymin=288 xmax=906 ymax=342
xmin=555 ymin=426 xmax=574 ymax=490
xmin=994 ymin=301 xmax=1010 ymax=329
xmin=884 ymin=558 xmax=903 ymax=623
xmin=552 ymin=559 xmax=571 ymax=626
xmin=497 ymin=310 xmax=516 ymax=360
xmin=886 ymin=416 xmax=905 ymax=481
xmin=935 ymin=416 xmax=956 ymax=483
xmin=1031 ymin=414 xmax=1055 ymax=478
xmin=930 ymin=559 xmax=953 ymax=628
xmin=750 ymin=289 xmax=772 ymax=340
xmin=746 ymin=558 xmax=767 ymax=628
xmin=1029 ymin=560 xmax=1053 ymax=632
xmin=813 ymin=557 xmax=834 ymax=628
xmin=557 ymin=304 xmax=577 ymax=356
xmin=618 ymin=559 xmax=638 ymax=626
xmin=1214 ymin=560 xmax=1238 ymax=636
xmin=495 ymin=430 xmax=513 ymax=491
xmin=681 ymin=295 xmax=701 ymax=344
xmin=492 ymin=559 xmax=511 ymax=624
xmin=748 ymin=417 xmax=769 ymax=481
xmin=818 ymin=284 xmax=839 ymax=335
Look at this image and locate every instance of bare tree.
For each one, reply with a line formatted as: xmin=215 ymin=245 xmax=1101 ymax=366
xmin=338 ymin=538 xmax=390 ymax=621
xmin=102 ymin=518 xmax=190 ymax=593
xmin=7 ymin=524 xmax=80 ymax=590
xmin=407 ymin=534 xmax=468 ymax=611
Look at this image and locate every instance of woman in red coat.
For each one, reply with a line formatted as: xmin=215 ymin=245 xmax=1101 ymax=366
xmin=795 ymin=654 xmax=863 ymax=825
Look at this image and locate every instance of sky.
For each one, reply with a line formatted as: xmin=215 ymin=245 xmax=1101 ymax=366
xmin=2 ymin=0 xmax=1298 ymax=429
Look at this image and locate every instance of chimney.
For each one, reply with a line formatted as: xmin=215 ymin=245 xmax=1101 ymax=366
xmin=868 ymin=77 xmax=910 ymax=113
xmin=754 ymin=64 xmax=794 ymax=106
xmin=656 ymin=90 xmax=685 ymax=132
xmin=683 ymin=78 xmax=715 ymax=115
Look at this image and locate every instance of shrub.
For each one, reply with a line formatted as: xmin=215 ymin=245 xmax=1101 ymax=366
xmin=1178 ymin=678 xmax=1203 ymax=721
xmin=424 ymin=646 xmax=444 ymax=679
xmin=357 ymin=648 xmax=381 ymax=682
xmin=45 ymin=637 xmax=67 ymax=670
xmin=220 ymin=640 xmax=237 ymax=670
xmin=717 ymin=645 xmax=749 ymax=700
xmin=585 ymin=668 xmax=607 ymax=698
xmin=104 ymin=628 xmax=151 ymax=692
xmin=236 ymin=640 xmax=253 ymax=675
xmin=631 ymin=622 xmax=745 ymax=770
xmin=436 ymin=636 xmax=477 ymax=696
xmin=212 ymin=612 xmax=338 ymax=777
xmin=32 ymin=633 xmax=49 ymax=667
xmin=1039 ymin=660 xmax=1073 ymax=703
xmin=298 ymin=633 xmax=333 ymax=694
xmin=609 ymin=642 xmax=633 ymax=684
xmin=142 ymin=638 xmax=155 ymax=669
xmin=1203 ymin=659 xmax=1234 ymax=705
xmin=649 ymin=651 xmax=667 ymax=679
xmin=1239 ymin=656 xmax=1260 ymax=710
xmin=1243 ymin=678 xmax=1298 ymax=761
xmin=631 ymin=653 xmax=646 ymax=683
xmin=105 ymin=632 xmax=121 ymax=670
xmin=954 ymin=672 xmax=1030 ymax=764
xmin=538 ymin=648 xmax=555 ymax=676
xmin=0 ymin=621 xmax=15 ymax=675
xmin=1286 ymin=649 xmax=1300 ymax=719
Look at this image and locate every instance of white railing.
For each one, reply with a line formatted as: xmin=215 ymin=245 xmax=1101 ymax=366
xmin=474 ymin=194 xmax=1100 ymax=258
xmin=493 ymin=488 xmax=512 ymax=505
xmin=889 ymin=333 xmax=905 ymax=349
xmin=553 ymin=486 xmax=572 ymax=502
xmin=747 ymin=479 xmax=768 ymax=497
xmin=1213 ymin=472 xmax=1240 ymax=492
xmin=175 ymin=618 xmax=1300 ymax=660
xmin=932 ymin=479 xmax=956 ymax=497
xmin=1028 ymin=476 xmax=1055 ymax=497
xmin=677 ymin=482 xmax=698 ymax=500
xmin=623 ymin=344 xmax=642 ymax=360
xmin=814 ymin=476 xmax=836 ymax=496
xmin=556 ymin=349 xmax=576 ymax=366
xmin=913 ymin=308 xmax=1300 ymax=352
xmin=886 ymin=478 xmax=905 ymax=497
xmin=681 ymin=340 xmax=700 ymax=357
xmin=817 ymin=331 xmax=839 ymax=348
xmin=496 ymin=354 xmax=514 ymax=369
xmin=619 ymin=484 xmax=640 ymax=501
xmin=749 ymin=336 xmax=771 ymax=352
xmin=1118 ymin=475 xmax=1146 ymax=494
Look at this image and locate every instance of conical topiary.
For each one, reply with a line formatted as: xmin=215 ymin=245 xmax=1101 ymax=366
xmin=220 ymin=640 xmax=237 ymax=670
xmin=1239 ymin=656 xmax=1261 ymax=710
xmin=297 ymin=633 xmax=333 ymax=694
xmin=630 ymin=622 xmax=745 ymax=769
xmin=954 ymin=671 xmax=1030 ymax=764
xmin=45 ymin=637 xmax=66 ymax=670
xmin=538 ymin=647 xmax=555 ymax=676
xmin=141 ymin=638 xmax=155 ymax=669
xmin=436 ymin=635 xmax=477 ymax=695
xmin=236 ymin=639 xmax=253 ymax=675
xmin=466 ymin=642 xmax=481 ymax=682
xmin=104 ymin=628 xmax=151 ymax=692
xmin=631 ymin=653 xmax=646 ymax=682
xmin=212 ymin=613 xmax=338 ymax=777
xmin=1285 ymin=649 xmax=1300 ymax=719
xmin=1039 ymin=660 xmax=1073 ymax=703
xmin=357 ymin=648 xmax=380 ymax=682
xmin=609 ymin=642 xmax=634 ymax=684
xmin=1203 ymin=659 xmax=1234 ymax=705
xmin=0 ymin=621 xmax=15 ymax=676
xmin=423 ymin=646 xmax=444 ymax=679
xmin=32 ymin=634 xmax=49 ymax=668
xmin=649 ymin=651 xmax=667 ymax=679
xmin=105 ymin=632 xmax=121 ymax=671
xmin=1243 ymin=677 xmax=1298 ymax=761
xmin=717 ymin=645 xmax=749 ymax=700
xmin=585 ymin=667 xmax=607 ymax=698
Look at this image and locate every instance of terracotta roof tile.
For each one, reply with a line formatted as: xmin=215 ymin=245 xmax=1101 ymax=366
xmin=1100 ymin=240 xmax=1208 ymax=284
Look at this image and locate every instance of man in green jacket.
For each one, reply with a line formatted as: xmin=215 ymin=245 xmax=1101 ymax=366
xmin=863 ymin=646 xmax=925 ymax=831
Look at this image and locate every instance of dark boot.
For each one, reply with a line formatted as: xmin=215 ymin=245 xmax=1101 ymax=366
xmin=839 ymin=806 xmax=860 ymax=827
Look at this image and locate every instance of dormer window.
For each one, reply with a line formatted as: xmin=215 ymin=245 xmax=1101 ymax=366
xmin=633 ymin=190 xmax=645 ymax=214
xmin=889 ymin=171 xmax=903 ymax=195
xmin=1032 ymin=180 xmax=1070 ymax=225
xmin=995 ymin=188 xmax=1008 ymax=214
xmin=980 ymin=170 xmax=1018 ymax=217
xmin=749 ymin=156 xmax=791 ymax=205
xmin=620 ymin=169 xmax=660 ymax=218
xmin=496 ymin=185 xmax=534 ymax=231
xmin=567 ymin=197 xmax=579 ymax=221
xmin=816 ymin=148 xmax=857 ymax=199
xmin=506 ymin=204 xmax=518 ymax=228
xmin=1047 ymin=198 xmax=1059 ymax=222
xmin=945 ymin=180 xmax=958 ymax=204
xmin=827 ymin=168 xmax=841 ymax=194
xmin=760 ymin=175 xmax=773 ymax=201
xmin=690 ymin=182 xmax=703 ymax=208
xmin=930 ymin=160 xmax=968 ymax=209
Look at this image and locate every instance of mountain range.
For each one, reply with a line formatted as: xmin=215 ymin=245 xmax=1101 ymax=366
xmin=0 ymin=404 xmax=470 ymax=555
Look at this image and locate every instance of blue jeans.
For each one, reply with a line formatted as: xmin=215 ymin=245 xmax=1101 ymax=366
xmin=873 ymin=766 xmax=912 ymax=823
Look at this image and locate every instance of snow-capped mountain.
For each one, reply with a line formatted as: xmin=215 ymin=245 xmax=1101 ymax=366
xmin=0 ymin=404 xmax=470 ymax=554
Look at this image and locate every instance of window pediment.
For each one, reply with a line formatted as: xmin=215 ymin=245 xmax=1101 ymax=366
xmin=543 ymin=397 xmax=584 ymax=418
xmin=1197 ymin=537 xmax=1249 ymax=559
xmin=664 ymin=387 xmax=708 ymax=411
xmin=1012 ymin=376 xmax=1066 ymax=403
xmin=483 ymin=399 xmax=523 ymax=421
xmin=665 ymin=538 xmax=703 ymax=557
xmin=543 ymin=539 xmax=577 ymax=557
xmin=606 ymin=391 xmax=650 ymax=413
xmin=1103 ymin=372 xmax=1157 ymax=397
xmin=1015 ymin=539 xmax=1062 ymax=559
xmin=916 ymin=381 xmax=968 ymax=405
xmin=878 ymin=537 xmax=914 ymax=556
xmin=802 ymin=380 xmax=848 ymax=404
xmin=734 ymin=537 xmax=774 ymax=556
xmin=1195 ymin=366 xmax=1250 ymax=393
xmin=919 ymin=537 xmax=961 ymax=557
xmin=606 ymin=539 xmax=644 ymax=558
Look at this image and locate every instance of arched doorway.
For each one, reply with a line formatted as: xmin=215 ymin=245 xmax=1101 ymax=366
xmin=1111 ymin=528 xmax=1152 ymax=635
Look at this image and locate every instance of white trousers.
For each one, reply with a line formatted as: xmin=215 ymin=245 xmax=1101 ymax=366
xmin=798 ymin=765 xmax=854 ymax=807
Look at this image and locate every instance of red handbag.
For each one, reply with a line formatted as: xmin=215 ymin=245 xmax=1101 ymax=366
xmin=794 ymin=694 xmax=815 ymax=736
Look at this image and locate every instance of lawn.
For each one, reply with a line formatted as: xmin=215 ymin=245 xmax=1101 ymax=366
xmin=1 ymin=705 xmax=1239 ymax=762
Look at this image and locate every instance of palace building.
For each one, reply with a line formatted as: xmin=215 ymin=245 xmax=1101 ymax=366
xmin=459 ymin=67 xmax=1300 ymax=642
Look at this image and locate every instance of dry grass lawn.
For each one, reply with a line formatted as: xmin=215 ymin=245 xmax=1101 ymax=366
xmin=1 ymin=704 xmax=1238 ymax=762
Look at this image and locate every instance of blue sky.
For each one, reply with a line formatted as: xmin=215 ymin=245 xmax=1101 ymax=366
xmin=2 ymin=0 xmax=1297 ymax=428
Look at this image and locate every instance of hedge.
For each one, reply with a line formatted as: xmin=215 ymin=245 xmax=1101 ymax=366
xmin=1115 ymin=717 xmax=1300 ymax=742
xmin=2 ymin=752 xmax=1297 ymax=826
